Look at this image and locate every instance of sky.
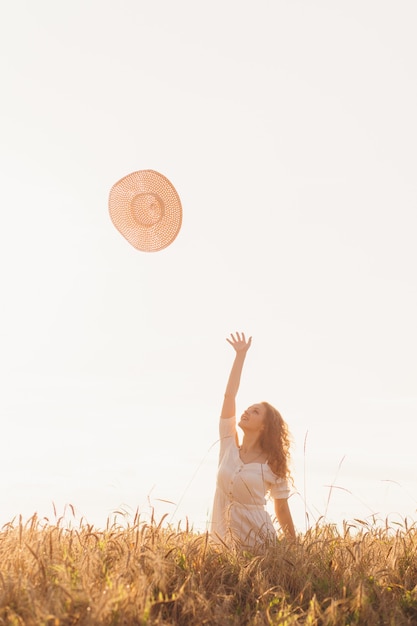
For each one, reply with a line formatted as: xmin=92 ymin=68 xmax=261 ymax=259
xmin=1 ymin=0 xmax=416 ymax=534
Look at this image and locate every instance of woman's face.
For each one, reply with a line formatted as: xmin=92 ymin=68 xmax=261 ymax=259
xmin=238 ymin=403 xmax=267 ymax=433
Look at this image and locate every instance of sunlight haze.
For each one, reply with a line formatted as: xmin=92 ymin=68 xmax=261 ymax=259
xmin=1 ymin=0 xmax=416 ymax=534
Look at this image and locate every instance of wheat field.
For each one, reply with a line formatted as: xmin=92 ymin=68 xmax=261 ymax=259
xmin=1 ymin=509 xmax=417 ymax=625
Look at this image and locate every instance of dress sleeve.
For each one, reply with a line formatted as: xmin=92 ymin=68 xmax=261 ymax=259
xmin=270 ymin=477 xmax=291 ymax=500
xmin=218 ymin=416 xmax=237 ymax=463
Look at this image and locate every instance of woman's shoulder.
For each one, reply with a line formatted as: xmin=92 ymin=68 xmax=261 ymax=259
xmin=265 ymin=463 xmax=288 ymax=483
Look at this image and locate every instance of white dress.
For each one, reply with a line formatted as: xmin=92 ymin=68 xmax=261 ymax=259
xmin=210 ymin=416 xmax=290 ymax=550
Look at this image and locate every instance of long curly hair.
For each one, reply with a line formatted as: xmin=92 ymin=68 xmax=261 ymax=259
xmin=259 ymin=402 xmax=292 ymax=480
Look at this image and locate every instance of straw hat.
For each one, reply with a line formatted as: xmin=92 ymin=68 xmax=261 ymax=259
xmin=109 ymin=170 xmax=182 ymax=252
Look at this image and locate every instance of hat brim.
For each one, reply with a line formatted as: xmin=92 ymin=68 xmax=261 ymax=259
xmin=109 ymin=170 xmax=182 ymax=252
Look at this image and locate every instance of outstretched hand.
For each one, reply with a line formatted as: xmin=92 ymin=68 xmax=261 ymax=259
xmin=226 ymin=331 xmax=252 ymax=354
xmin=221 ymin=332 xmax=252 ymax=418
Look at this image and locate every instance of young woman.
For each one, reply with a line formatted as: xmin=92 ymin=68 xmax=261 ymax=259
xmin=210 ymin=332 xmax=296 ymax=550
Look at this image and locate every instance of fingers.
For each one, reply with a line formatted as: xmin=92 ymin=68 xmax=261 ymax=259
xmin=226 ymin=332 xmax=252 ymax=348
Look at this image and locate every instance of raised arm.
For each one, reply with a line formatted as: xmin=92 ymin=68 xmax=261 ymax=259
xmin=220 ymin=332 xmax=252 ymax=419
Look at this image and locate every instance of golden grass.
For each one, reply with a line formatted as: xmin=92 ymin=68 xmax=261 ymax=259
xmin=1 ymin=511 xmax=417 ymax=625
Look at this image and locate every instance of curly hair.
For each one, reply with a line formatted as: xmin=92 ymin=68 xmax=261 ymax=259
xmin=259 ymin=401 xmax=292 ymax=480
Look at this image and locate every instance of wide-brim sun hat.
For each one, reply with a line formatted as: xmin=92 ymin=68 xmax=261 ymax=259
xmin=109 ymin=169 xmax=182 ymax=252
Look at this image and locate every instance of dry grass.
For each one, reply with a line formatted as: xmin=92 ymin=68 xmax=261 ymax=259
xmin=1 ymin=510 xmax=417 ymax=625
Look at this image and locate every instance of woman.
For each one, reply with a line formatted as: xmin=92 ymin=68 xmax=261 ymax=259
xmin=210 ymin=332 xmax=296 ymax=550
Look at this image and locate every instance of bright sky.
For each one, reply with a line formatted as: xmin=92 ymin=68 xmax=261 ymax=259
xmin=1 ymin=1 xmax=416 ymax=534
